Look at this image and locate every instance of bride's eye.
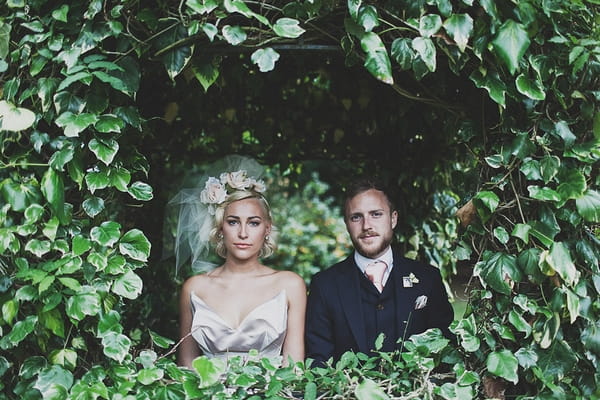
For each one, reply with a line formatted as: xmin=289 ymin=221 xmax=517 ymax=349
xmin=226 ymin=219 xmax=239 ymax=225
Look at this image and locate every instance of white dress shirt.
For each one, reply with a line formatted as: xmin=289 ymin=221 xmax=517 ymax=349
xmin=354 ymin=246 xmax=394 ymax=287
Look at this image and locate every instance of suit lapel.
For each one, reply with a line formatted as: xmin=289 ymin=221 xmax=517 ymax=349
xmin=336 ymin=257 xmax=368 ymax=352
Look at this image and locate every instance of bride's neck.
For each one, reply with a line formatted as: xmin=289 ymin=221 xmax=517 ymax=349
xmin=220 ymin=259 xmax=262 ymax=275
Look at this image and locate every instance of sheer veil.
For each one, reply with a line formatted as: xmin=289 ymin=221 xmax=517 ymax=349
xmin=165 ymin=155 xmax=266 ymax=274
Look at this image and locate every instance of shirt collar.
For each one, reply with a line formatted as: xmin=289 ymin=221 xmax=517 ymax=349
xmin=354 ymin=246 xmax=394 ymax=274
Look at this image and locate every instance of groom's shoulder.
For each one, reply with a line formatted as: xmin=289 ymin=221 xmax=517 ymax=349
xmin=312 ymin=255 xmax=354 ymax=280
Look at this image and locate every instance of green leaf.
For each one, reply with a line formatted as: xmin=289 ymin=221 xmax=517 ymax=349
xmin=186 ymin=0 xmax=218 ymax=14
xmin=58 ymin=277 xmax=81 ymax=291
xmin=361 ymin=32 xmax=394 ymax=84
xmin=474 ymin=251 xmax=521 ymax=295
xmin=473 ymin=190 xmax=500 ymax=212
xmin=355 ymin=378 xmax=390 ymax=400
xmin=112 ymin=269 xmax=143 ymax=299
xmin=24 ymin=203 xmax=44 ymax=224
xmin=576 ymin=190 xmax=600 ymax=222
xmin=556 ymin=168 xmax=586 ymax=200
xmin=419 ymin=14 xmax=442 ymax=38
xmin=511 ymin=223 xmax=531 ymax=243
xmin=391 ymin=38 xmax=415 ymax=70
xmin=149 ymin=330 xmax=175 ymax=349
xmin=537 ymin=339 xmax=577 ymax=377
xmin=128 ymin=181 xmax=153 ymax=201
xmin=222 ymin=25 xmax=247 ymax=45
xmin=49 ymin=145 xmax=75 ymax=171
xmin=0 ymin=315 xmax=37 ymax=349
xmin=452 ymin=314 xmax=480 ymax=352
xmin=95 ymin=115 xmax=125 ymax=133
xmin=137 ymin=367 xmax=164 ymax=385
xmin=0 ymin=22 xmax=10 ymax=59
xmin=89 ymin=138 xmax=119 ymax=165
xmin=547 ymin=242 xmax=579 ymax=286
xmin=540 ymin=155 xmax=560 ymax=183
xmin=347 ymin=0 xmax=361 ymax=20
xmin=443 ymin=13 xmax=473 ymax=52
xmin=87 ymin=251 xmax=108 ymax=271
xmin=486 ymin=349 xmax=518 ymax=384
xmin=493 ymin=226 xmax=509 ymax=244
xmin=515 ymin=347 xmax=538 ymax=369
xmin=515 ymin=74 xmax=545 ymax=100
xmin=357 ymin=5 xmax=378 ymax=32
xmin=509 ymin=310 xmax=531 ymax=337
xmin=49 ymin=349 xmax=77 ymax=370
xmin=272 ymin=18 xmax=305 ymax=38
xmin=223 ymin=0 xmax=269 ymax=25
xmin=90 ymin=221 xmax=121 ymax=247
xmin=82 ymin=196 xmax=105 ymax=217
xmin=193 ymin=357 xmax=226 ymax=387
xmin=527 ymin=186 xmax=561 ymax=202
xmin=40 ymin=308 xmax=65 ymax=338
xmin=72 ymin=236 xmax=91 ymax=256
xmin=55 ymin=112 xmax=98 ymax=137
xmin=192 ymin=58 xmax=220 ymax=92
xmin=412 ymin=36 xmax=436 ymax=72
xmin=66 ymin=289 xmax=101 ymax=321
xmin=251 ymin=48 xmax=280 ymax=72
xmin=101 ymin=331 xmax=131 ymax=362
xmin=119 ymin=229 xmax=151 ymax=262
xmin=469 ymin=69 xmax=506 ymax=107
xmin=553 ymin=120 xmax=576 ymax=148
xmin=41 ymin=168 xmax=66 ymax=223
xmin=2 ymin=299 xmax=18 ymax=324
xmin=0 ymin=100 xmax=36 ymax=131
xmin=159 ymin=24 xmax=192 ymax=80
xmin=34 ymin=365 xmax=73 ymax=394
xmin=491 ymin=19 xmax=530 ymax=75
xmin=85 ymin=170 xmax=110 ymax=193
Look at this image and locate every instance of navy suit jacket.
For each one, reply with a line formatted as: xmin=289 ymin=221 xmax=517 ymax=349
xmin=305 ymin=247 xmax=454 ymax=365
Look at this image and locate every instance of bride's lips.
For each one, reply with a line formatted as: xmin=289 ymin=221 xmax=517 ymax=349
xmin=234 ymin=243 xmax=252 ymax=248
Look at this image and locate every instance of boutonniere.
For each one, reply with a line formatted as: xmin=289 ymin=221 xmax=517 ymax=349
xmin=414 ymin=295 xmax=428 ymax=310
xmin=402 ymin=272 xmax=420 ymax=288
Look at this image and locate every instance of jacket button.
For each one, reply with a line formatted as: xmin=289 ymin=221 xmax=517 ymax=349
xmin=376 ymin=304 xmax=384 ymax=310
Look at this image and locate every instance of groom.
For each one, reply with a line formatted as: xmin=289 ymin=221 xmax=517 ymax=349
xmin=305 ymin=178 xmax=454 ymax=365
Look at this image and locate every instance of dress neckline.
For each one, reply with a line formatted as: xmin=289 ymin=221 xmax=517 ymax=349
xmin=191 ymin=290 xmax=286 ymax=330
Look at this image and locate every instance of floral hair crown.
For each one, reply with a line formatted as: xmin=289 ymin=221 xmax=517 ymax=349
xmin=200 ymin=169 xmax=266 ymax=213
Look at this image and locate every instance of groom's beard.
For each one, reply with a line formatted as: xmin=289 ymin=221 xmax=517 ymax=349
xmin=351 ymin=230 xmax=393 ymax=259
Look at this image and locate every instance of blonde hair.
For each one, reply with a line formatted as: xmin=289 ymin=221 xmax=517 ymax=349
xmin=209 ymin=190 xmax=278 ymax=258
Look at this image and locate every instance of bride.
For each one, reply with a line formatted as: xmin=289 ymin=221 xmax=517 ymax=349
xmin=173 ymin=157 xmax=306 ymax=368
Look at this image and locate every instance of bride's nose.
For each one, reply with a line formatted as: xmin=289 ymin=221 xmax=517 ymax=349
xmin=238 ymin=224 xmax=248 ymax=239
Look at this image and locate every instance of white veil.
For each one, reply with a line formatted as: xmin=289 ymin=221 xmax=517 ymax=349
xmin=166 ymin=155 xmax=266 ymax=274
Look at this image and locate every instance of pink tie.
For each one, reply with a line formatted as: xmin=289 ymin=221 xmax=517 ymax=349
xmin=365 ymin=261 xmax=387 ymax=292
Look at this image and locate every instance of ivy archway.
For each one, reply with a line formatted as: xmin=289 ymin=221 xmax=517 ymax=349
xmin=1 ymin=1 xmax=599 ymax=398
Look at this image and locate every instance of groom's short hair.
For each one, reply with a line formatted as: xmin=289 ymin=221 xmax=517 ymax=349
xmin=343 ymin=177 xmax=396 ymax=212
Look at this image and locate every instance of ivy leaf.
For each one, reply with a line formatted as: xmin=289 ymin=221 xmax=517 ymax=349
xmin=546 ymin=242 xmax=579 ymax=287
xmin=391 ymin=38 xmax=415 ymax=70
xmin=193 ymin=357 xmax=227 ymax=388
xmin=41 ymin=167 xmax=66 ymax=223
xmin=159 ymin=24 xmax=192 ymax=80
xmin=272 ymin=18 xmax=305 ymax=38
xmin=82 ymin=196 xmax=105 ymax=218
xmin=355 ymin=378 xmax=389 ymax=400
xmin=66 ymin=289 xmax=101 ymax=321
xmin=223 ymin=0 xmax=269 ymax=25
xmin=412 ymin=36 xmax=436 ymax=72
xmin=222 ymin=25 xmax=247 ymax=45
xmin=491 ymin=19 xmax=530 ymax=75
xmin=119 ymin=229 xmax=151 ymax=262
xmin=361 ymin=32 xmax=394 ymax=84
xmin=0 ymin=100 xmax=36 ymax=131
xmin=443 ymin=13 xmax=473 ymax=52
xmin=90 ymin=221 xmax=121 ymax=247
xmin=576 ymin=190 xmax=600 ymax=222
xmin=72 ymin=236 xmax=91 ymax=256
xmin=108 ymin=167 xmax=131 ymax=192
xmin=357 ymin=5 xmax=378 ymax=33
xmin=49 ymin=349 xmax=77 ymax=370
xmin=553 ymin=121 xmax=577 ymax=148
xmin=251 ymin=48 xmax=280 ymax=72
xmin=527 ymin=186 xmax=561 ymax=202
xmin=34 ymin=365 xmax=73 ymax=395
xmin=101 ymin=331 xmax=131 ymax=362
xmin=137 ymin=367 xmax=164 ymax=385
xmin=85 ymin=170 xmax=110 ymax=193
xmin=419 ymin=14 xmax=442 ymax=38
xmin=347 ymin=0 xmax=361 ymax=20
xmin=49 ymin=145 xmax=75 ymax=171
xmin=111 ymin=269 xmax=143 ymax=299
xmin=55 ymin=111 xmax=98 ymax=137
xmin=95 ymin=115 xmax=125 ymax=133
xmin=89 ymin=138 xmax=119 ymax=166
xmin=128 ymin=181 xmax=153 ymax=201
xmin=24 ymin=204 xmax=44 ymax=224
xmin=515 ymin=74 xmax=545 ymax=100
xmin=0 ymin=316 xmax=37 ymax=349
xmin=474 ymin=251 xmax=521 ymax=295
xmin=556 ymin=168 xmax=586 ymax=200
xmin=0 ymin=22 xmax=10 ymax=59
xmin=192 ymin=58 xmax=220 ymax=92
xmin=486 ymin=349 xmax=518 ymax=384
xmin=469 ymin=69 xmax=506 ymax=107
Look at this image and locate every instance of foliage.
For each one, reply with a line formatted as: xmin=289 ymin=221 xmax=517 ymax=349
xmin=0 ymin=0 xmax=599 ymax=399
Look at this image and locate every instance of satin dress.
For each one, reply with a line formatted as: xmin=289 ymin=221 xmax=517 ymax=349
xmin=190 ymin=290 xmax=287 ymax=363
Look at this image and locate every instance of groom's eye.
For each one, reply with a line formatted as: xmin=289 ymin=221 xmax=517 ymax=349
xmin=349 ymin=214 xmax=362 ymax=222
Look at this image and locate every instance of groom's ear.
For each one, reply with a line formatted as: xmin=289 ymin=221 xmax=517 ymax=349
xmin=391 ymin=210 xmax=398 ymax=229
